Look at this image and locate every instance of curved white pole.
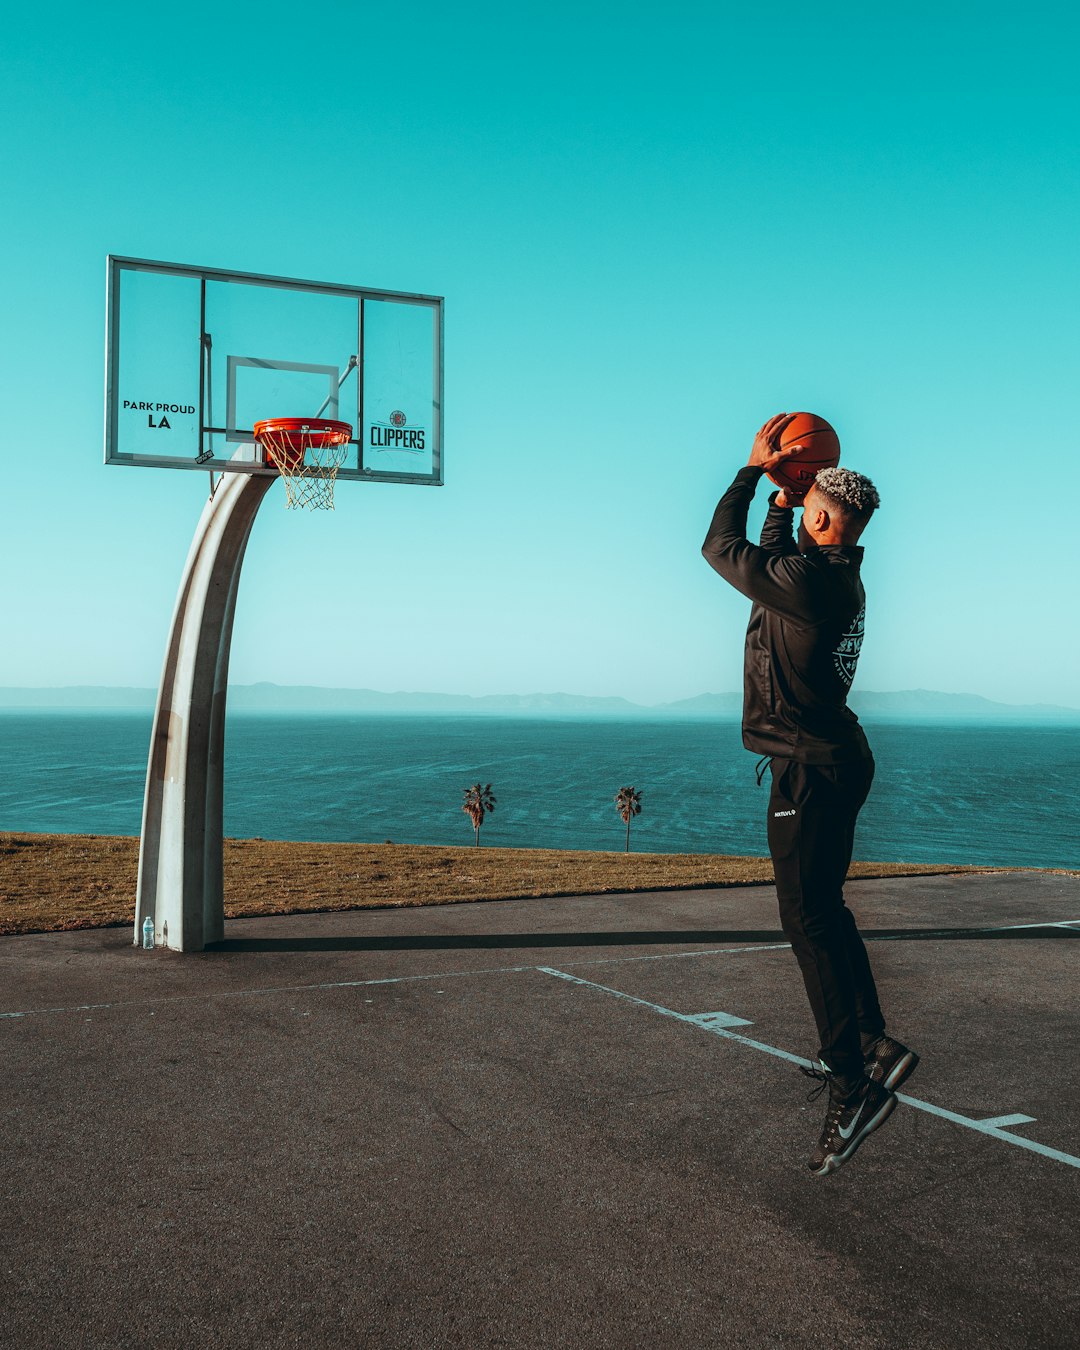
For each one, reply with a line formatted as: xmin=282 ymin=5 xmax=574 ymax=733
xmin=135 ymin=471 xmax=275 ymax=951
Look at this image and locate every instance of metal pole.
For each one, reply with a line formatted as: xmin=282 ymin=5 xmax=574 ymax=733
xmin=134 ymin=469 xmax=274 ymax=951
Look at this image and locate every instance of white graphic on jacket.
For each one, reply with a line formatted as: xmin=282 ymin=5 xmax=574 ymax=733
xmin=834 ymin=606 xmax=864 ymax=687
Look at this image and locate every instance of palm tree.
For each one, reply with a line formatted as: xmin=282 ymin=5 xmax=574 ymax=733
xmin=614 ymin=786 xmax=642 ymax=852
xmin=462 ymin=783 xmax=496 ymax=847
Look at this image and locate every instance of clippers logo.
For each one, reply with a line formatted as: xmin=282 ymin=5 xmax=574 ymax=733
xmin=834 ymin=606 xmax=865 ymax=687
xmin=370 ymin=409 xmax=426 ymax=452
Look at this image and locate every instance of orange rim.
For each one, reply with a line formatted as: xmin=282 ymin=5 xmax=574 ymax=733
xmin=252 ymin=417 xmax=352 ymax=448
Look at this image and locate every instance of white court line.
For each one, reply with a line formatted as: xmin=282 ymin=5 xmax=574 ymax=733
xmin=869 ymin=919 xmax=1080 ymax=942
xmin=1000 ymin=920 xmax=1080 ymax=931
xmin=0 ymin=943 xmax=792 ymax=1020
xmin=538 ymin=967 xmax=1080 ymax=1173
xmin=561 ymin=941 xmax=792 ymax=968
xmin=0 ymin=963 xmax=538 ymax=1020
xmin=1 ymin=914 xmax=1076 ymax=1021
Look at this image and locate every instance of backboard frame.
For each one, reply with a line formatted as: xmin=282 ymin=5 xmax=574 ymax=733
xmin=104 ymin=255 xmax=444 ymax=487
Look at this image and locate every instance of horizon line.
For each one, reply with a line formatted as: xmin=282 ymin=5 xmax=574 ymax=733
xmin=0 ymin=682 xmax=1078 ymax=715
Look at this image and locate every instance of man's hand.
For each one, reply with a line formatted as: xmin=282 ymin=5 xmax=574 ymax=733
xmin=774 ymin=486 xmax=806 ymax=509
xmin=748 ymin=413 xmax=801 ymax=474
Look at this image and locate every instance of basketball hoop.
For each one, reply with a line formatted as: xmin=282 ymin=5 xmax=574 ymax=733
xmin=252 ymin=418 xmax=352 ymax=510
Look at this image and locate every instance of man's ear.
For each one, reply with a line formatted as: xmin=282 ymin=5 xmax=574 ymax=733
xmin=811 ymin=506 xmax=829 ymax=534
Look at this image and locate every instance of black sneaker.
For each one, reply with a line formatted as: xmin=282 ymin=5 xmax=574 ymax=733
xmin=800 ymin=1064 xmax=898 ymax=1177
xmin=863 ymin=1035 xmax=920 ymax=1092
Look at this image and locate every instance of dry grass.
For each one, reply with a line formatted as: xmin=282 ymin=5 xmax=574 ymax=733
xmin=0 ymin=830 xmax=1012 ymax=938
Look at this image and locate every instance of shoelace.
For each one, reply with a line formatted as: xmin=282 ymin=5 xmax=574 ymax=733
xmin=799 ymin=1062 xmax=832 ymax=1103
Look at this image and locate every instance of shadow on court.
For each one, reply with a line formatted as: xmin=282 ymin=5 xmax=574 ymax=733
xmin=2 ymin=869 xmax=1078 ymax=1349
xmin=210 ymin=924 xmax=1080 ymax=953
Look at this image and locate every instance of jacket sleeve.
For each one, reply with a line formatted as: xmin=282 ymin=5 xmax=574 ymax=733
xmin=701 ymin=466 xmax=816 ymax=624
xmin=759 ymin=490 xmax=799 ymax=557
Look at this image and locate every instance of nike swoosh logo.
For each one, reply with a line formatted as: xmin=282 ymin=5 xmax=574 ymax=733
xmin=838 ymin=1100 xmax=866 ymax=1140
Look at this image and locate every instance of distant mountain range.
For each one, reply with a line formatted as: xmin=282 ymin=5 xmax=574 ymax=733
xmin=670 ymin=690 xmax=1080 ymax=723
xmin=1 ymin=684 xmax=1078 ymax=722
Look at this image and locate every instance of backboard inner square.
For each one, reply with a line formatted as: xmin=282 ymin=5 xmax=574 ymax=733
xmin=226 ymin=358 xmax=343 ymax=442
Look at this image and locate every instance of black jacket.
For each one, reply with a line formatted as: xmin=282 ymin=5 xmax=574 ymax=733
xmin=702 ymin=465 xmax=871 ymax=764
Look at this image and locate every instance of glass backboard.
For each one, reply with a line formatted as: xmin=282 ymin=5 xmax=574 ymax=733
xmin=104 ymin=257 xmax=443 ymax=486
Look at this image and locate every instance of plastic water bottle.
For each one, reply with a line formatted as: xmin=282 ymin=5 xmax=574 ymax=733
xmin=142 ymin=916 xmax=155 ymax=950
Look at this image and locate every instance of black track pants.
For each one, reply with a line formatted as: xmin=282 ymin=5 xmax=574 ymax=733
xmin=766 ymin=756 xmax=885 ymax=1085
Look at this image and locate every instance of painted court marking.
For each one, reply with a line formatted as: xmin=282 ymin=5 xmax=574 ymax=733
xmin=5 ymin=912 xmax=1077 ymax=1021
xmin=537 ymin=967 xmax=1080 ymax=1173
xmin=0 ymin=941 xmax=793 ymax=1020
xmin=871 ymin=919 xmax=1080 ymax=942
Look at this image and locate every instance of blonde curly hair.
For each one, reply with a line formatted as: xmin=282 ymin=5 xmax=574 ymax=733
xmin=813 ymin=466 xmax=880 ymax=521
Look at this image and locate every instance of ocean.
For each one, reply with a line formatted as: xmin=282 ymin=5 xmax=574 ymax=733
xmin=0 ymin=713 xmax=1077 ymax=871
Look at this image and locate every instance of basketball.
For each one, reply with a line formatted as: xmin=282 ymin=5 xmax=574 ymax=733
xmin=767 ymin=412 xmax=841 ymax=495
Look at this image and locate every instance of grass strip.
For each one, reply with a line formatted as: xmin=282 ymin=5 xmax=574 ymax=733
xmin=0 ymin=831 xmax=1008 ymax=937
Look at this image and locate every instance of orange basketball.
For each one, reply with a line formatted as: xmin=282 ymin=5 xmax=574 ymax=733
xmin=766 ymin=412 xmax=841 ymax=495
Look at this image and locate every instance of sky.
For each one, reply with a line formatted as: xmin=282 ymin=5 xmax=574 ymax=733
xmin=2 ymin=2 xmax=1078 ymax=707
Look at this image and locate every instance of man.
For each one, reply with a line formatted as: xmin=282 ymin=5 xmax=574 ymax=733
xmin=701 ymin=413 xmax=918 ymax=1177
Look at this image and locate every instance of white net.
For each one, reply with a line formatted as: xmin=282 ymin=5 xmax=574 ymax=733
xmin=254 ymin=421 xmax=351 ymax=510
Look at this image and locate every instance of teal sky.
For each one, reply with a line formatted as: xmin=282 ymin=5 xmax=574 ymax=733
xmin=3 ymin=3 xmax=1078 ymax=706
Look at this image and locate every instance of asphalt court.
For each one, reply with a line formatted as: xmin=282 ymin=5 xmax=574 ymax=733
xmin=3 ymin=871 xmax=1079 ymax=1349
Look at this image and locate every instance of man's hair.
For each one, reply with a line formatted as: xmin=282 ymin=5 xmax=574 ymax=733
xmin=812 ymin=466 xmax=880 ymax=523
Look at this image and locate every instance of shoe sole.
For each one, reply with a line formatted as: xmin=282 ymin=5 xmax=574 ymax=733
xmin=881 ymin=1050 xmax=919 ymax=1092
xmin=810 ymin=1091 xmax=898 ymax=1178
